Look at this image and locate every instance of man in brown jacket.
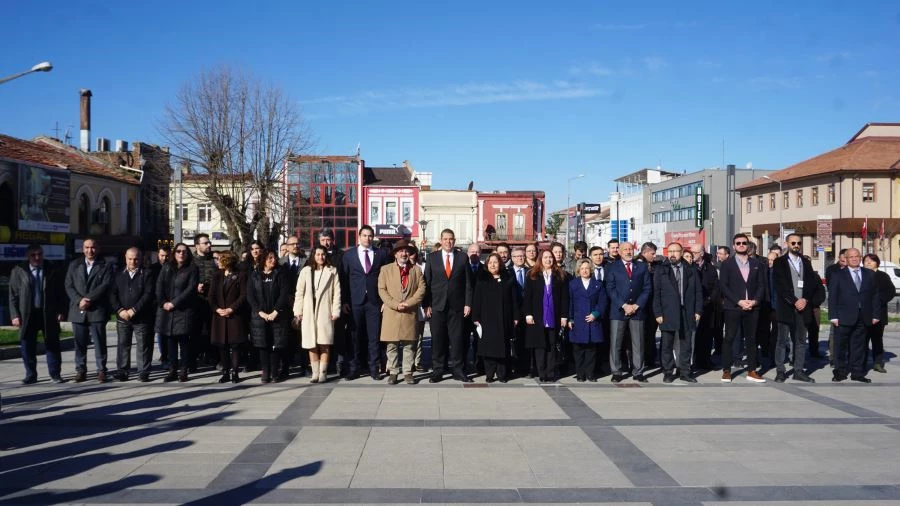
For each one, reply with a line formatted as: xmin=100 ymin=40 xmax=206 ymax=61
xmin=378 ymin=240 xmax=426 ymax=385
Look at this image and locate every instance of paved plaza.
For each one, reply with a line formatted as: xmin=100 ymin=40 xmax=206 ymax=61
xmin=2 ymin=328 xmax=900 ymax=505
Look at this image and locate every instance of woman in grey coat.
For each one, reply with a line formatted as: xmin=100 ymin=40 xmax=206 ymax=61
xmin=156 ymin=242 xmax=199 ymax=382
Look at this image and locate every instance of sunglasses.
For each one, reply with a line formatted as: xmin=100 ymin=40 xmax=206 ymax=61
xmin=734 ymin=241 xmax=748 ymax=245
xmin=175 ymin=249 xmax=188 ymax=254
xmin=789 ymin=241 xmax=801 ymax=245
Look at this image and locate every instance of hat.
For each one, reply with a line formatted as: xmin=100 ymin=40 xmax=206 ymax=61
xmin=390 ymin=240 xmax=414 ymax=256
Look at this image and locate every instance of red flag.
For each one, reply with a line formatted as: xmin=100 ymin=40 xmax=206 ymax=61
xmin=880 ymin=219 xmax=886 ymax=241
xmin=862 ymin=216 xmax=868 ymax=240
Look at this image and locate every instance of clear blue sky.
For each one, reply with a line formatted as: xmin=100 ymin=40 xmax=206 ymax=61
xmin=2 ymin=1 xmax=898 ymax=212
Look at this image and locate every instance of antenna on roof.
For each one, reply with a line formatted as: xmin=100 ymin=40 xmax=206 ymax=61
xmin=64 ymin=126 xmax=73 ymax=146
xmin=355 ymin=143 xmax=361 ymax=157
xmin=52 ymin=121 xmax=61 ymax=140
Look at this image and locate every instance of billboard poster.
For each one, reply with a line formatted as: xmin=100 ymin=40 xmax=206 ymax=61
xmin=18 ymin=164 xmax=70 ymax=233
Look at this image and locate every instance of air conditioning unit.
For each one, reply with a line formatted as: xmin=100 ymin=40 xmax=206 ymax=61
xmin=182 ymin=229 xmax=196 ymax=239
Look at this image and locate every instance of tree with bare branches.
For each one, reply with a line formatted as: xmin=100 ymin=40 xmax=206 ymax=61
xmin=161 ymin=67 xmax=313 ymax=253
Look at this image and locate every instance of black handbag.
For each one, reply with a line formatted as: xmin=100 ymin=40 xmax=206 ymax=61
xmin=555 ymin=326 xmax=567 ymax=362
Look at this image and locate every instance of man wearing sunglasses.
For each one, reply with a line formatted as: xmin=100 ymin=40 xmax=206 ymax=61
xmin=717 ymin=234 xmax=765 ymax=383
xmin=771 ymin=234 xmax=823 ymax=383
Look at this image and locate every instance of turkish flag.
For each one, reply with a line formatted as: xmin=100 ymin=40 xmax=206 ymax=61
xmin=862 ymin=216 xmax=868 ymax=240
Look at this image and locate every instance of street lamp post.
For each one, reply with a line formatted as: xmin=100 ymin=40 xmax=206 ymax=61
xmin=417 ymin=219 xmax=429 ymax=249
xmin=763 ymin=175 xmax=784 ymax=246
xmin=566 ymin=174 xmax=585 ymax=253
xmin=0 ymin=61 xmax=53 ymax=85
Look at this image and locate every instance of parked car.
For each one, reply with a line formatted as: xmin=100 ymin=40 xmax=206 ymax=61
xmin=878 ymin=261 xmax=900 ymax=295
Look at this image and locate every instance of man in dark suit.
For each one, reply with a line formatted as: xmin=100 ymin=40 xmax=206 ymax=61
xmin=281 ymin=235 xmax=304 ymax=278
xmin=653 ymin=242 xmax=703 ymax=383
xmin=423 ymin=228 xmax=474 ymax=383
xmin=589 ymin=246 xmax=611 ymax=377
xmin=9 ymin=244 xmax=66 ymax=384
xmin=718 ymin=234 xmax=766 ymax=383
xmin=508 ymin=246 xmax=529 ymax=377
xmin=605 ymin=241 xmax=652 ymax=383
xmin=64 ymin=238 xmax=112 ymax=382
xmin=828 ymin=247 xmax=880 ymax=383
xmin=636 ymin=242 xmax=659 ymax=368
xmin=341 ymin=225 xmax=389 ymax=380
xmin=771 ymin=234 xmax=821 ymax=383
xmin=110 ymin=247 xmax=156 ymax=382
xmin=822 ymin=249 xmax=848 ymax=361
xmin=690 ymin=243 xmax=719 ymax=371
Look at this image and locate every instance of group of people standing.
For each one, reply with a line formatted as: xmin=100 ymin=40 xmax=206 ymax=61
xmin=8 ymin=226 xmax=892 ymax=386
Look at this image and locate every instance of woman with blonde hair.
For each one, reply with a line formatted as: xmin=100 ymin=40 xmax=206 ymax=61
xmin=293 ymin=245 xmax=341 ymax=383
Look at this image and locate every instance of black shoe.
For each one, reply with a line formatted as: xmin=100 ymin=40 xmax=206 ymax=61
xmin=429 ymin=375 xmax=442 ymax=383
xmin=453 ymin=373 xmax=474 ymax=383
xmin=178 ymin=370 xmax=189 ymax=382
xmin=793 ymin=372 xmax=815 ymax=383
xmin=164 ymin=370 xmax=178 ymax=382
xmin=21 ymin=376 xmax=37 ymax=385
xmin=851 ymin=376 xmax=872 ymax=384
xmin=231 ymin=371 xmax=240 ymax=384
xmin=611 ymin=374 xmax=623 ymax=384
xmin=576 ymin=377 xmax=586 ymax=383
xmin=832 ymin=374 xmax=846 ymax=382
xmin=663 ymin=373 xmax=675 ymax=384
xmin=114 ymin=371 xmax=128 ymax=382
xmin=138 ymin=374 xmax=150 ymax=383
xmin=679 ymin=375 xmax=698 ymax=383
xmin=370 ymin=372 xmax=382 ymax=381
xmin=633 ymin=375 xmax=648 ymax=383
xmin=51 ymin=376 xmax=66 ymax=384
xmin=486 ymin=376 xmax=497 ymax=383
xmin=588 ymin=377 xmax=598 ymax=382
xmin=275 ymin=372 xmax=288 ymax=383
xmin=774 ymin=371 xmax=786 ymax=383
xmin=218 ymin=371 xmax=230 ymax=384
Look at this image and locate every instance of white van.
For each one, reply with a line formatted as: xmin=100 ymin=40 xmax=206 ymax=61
xmin=878 ymin=261 xmax=900 ymax=295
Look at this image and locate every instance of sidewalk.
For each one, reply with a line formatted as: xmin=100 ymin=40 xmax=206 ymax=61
xmin=1 ymin=328 xmax=899 ymax=504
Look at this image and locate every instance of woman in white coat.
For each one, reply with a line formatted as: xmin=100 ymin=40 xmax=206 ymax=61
xmin=293 ymin=245 xmax=341 ymax=383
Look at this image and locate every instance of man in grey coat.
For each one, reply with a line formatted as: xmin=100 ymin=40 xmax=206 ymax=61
xmin=65 ymin=238 xmax=112 ymax=382
xmin=9 ymin=244 xmax=67 ymax=384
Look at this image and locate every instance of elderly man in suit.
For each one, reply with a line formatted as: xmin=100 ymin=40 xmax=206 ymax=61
xmin=828 ymin=247 xmax=881 ymax=383
xmin=718 ymin=234 xmax=766 ymax=383
xmin=341 ymin=225 xmax=389 ymax=380
xmin=65 ymin=238 xmax=112 ymax=382
xmin=423 ymin=228 xmax=474 ymax=383
xmin=508 ymin=246 xmax=530 ymax=377
xmin=605 ymin=241 xmax=652 ymax=383
xmin=9 ymin=244 xmax=66 ymax=384
xmin=110 ymin=247 xmax=156 ymax=382
xmin=653 ymin=242 xmax=703 ymax=384
xmin=771 ymin=234 xmax=822 ymax=383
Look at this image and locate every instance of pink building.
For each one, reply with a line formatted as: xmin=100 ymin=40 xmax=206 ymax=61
xmin=477 ymin=191 xmax=546 ymax=247
xmin=361 ymin=163 xmax=420 ymax=243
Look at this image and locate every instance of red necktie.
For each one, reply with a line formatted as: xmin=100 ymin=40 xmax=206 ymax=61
xmin=444 ymin=253 xmax=452 ymax=279
xmin=625 ymin=262 xmax=632 ymax=279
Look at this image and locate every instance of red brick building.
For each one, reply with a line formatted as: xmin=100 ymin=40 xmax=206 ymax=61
xmin=477 ymin=191 xmax=546 ymax=247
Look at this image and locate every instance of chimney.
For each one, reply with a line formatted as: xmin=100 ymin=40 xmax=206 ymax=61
xmin=115 ymin=139 xmax=128 ymax=152
xmin=79 ymin=89 xmax=92 ymax=152
xmin=96 ymin=138 xmax=109 ymax=152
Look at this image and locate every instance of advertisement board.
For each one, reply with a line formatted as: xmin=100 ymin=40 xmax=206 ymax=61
xmin=18 ymin=164 xmax=70 ymax=233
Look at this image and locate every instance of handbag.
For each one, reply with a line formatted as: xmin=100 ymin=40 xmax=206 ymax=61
xmin=555 ymin=326 xmax=567 ymax=362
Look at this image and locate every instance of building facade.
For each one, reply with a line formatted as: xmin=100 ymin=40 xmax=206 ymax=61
xmin=361 ymin=163 xmax=420 ymax=243
xmin=419 ymin=190 xmax=477 ymax=249
xmin=285 ymin=155 xmax=362 ymax=250
xmin=477 ymin=191 xmax=546 ymax=247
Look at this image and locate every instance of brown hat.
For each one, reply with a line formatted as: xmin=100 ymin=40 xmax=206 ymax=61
xmin=390 ymin=240 xmax=414 ymax=256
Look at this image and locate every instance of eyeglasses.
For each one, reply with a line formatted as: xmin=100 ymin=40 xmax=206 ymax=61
xmin=789 ymin=241 xmax=801 ymax=245
xmin=734 ymin=241 xmax=748 ymax=245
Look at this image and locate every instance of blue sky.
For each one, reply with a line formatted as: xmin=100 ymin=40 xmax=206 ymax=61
xmin=2 ymin=1 xmax=899 ymax=212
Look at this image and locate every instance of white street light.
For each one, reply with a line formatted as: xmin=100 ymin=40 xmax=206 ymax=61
xmin=763 ymin=175 xmax=784 ymax=246
xmin=566 ymin=174 xmax=585 ymax=253
xmin=0 ymin=61 xmax=53 ymax=85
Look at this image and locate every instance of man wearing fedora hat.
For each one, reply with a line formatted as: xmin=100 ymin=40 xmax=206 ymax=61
xmin=378 ymin=240 xmax=427 ymax=384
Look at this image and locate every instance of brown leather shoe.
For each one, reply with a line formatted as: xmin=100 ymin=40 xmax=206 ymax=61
xmin=721 ymin=369 xmax=732 ymax=383
xmin=74 ymin=371 xmax=87 ymax=383
xmin=746 ymin=370 xmax=766 ymax=383
xmin=404 ymin=374 xmax=416 ymax=385
xmin=388 ymin=374 xmax=399 ymax=385
xmin=97 ymin=371 xmax=107 ymax=383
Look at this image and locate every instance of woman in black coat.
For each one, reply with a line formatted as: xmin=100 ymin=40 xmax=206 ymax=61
xmin=864 ymin=254 xmax=895 ymax=373
xmin=156 ymin=242 xmax=199 ymax=382
xmin=522 ymin=250 xmax=570 ymax=382
xmin=472 ymin=253 xmax=519 ymax=383
xmin=209 ymin=250 xmax=249 ymax=383
xmin=247 ymin=251 xmax=294 ymax=383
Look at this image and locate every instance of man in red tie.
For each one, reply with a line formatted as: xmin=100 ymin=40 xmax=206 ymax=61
xmin=340 ymin=225 xmax=388 ymax=380
xmin=423 ymin=229 xmax=474 ymax=383
xmin=604 ymin=242 xmax=652 ymax=383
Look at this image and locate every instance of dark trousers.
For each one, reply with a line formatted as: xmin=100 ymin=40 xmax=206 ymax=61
xmin=532 ymin=327 xmax=559 ymax=380
xmin=776 ymin=315 xmax=808 ymax=374
xmin=572 ymin=342 xmax=597 ymax=380
xmin=694 ymin=304 xmax=717 ymax=368
xmin=808 ymin=308 xmax=822 ymax=356
xmin=258 ymin=347 xmax=290 ymax=380
xmin=723 ymin=310 xmax=759 ymax=370
xmin=834 ymin=321 xmax=868 ymax=378
xmin=512 ymin=323 xmax=529 ymax=376
xmin=116 ymin=320 xmax=152 ymax=376
xmin=713 ymin=304 xmax=725 ymax=356
xmin=758 ymin=306 xmax=777 ymax=365
xmin=20 ymin=309 xmax=61 ymax=380
xmin=190 ymin=307 xmax=212 ymax=368
xmin=349 ymin=302 xmax=382 ymax=376
xmin=218 ymin=343 xmax=241 ymax=372
xmin=866 ymin=321 xmax=886 ymax=367
xmin=156 ymin=332 xmax=168 ymax=363
xmin=430 ymin=307 xmax=466 ymax=377
xmin=73 ymin=321 xmax=108 ymax=374
xmin=643 ymin=318 xmax=658 ymax=367
xmin=165 ymin=334 xmax=190 ymax=371
xmin=483 ymin=356 xmax=507 ymax=381
xmin=661 ymin=316 xmax=693 ymax=376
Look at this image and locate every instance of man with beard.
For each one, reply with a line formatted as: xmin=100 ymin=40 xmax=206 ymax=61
xmin=771 ymin=234 xmax=820 ymax=383
xmin=653 ymin=242 xmax=703 ymax=383
xmin=192 ymin=233 xmax=216 ymax=371
xmin=718 ymin=234 xmax=765 ymax=383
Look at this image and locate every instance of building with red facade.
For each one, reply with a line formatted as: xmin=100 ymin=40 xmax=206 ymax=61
xmin=477 ymin=191 xmax=546 ymax=247
xmin=285 ymin=155 xmax=362 ymax=250
xmin=361 ymin=162 xmax=421 ymax=243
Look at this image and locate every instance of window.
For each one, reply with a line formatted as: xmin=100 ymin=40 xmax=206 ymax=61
xmin=811 ymin=186 xmax=819 ymax=206
xmin=827 ymin=183 xmax=835 ymax=204
xmin=385 ymin=201 xmax=397 ymax=224
xmin=126 ymin=200 xmax=135 ymax=235
xmin=401 ymin=201 xmax=413 ymax=225
xmin=100 ymin=197 xmax=112 ymax=235
xmin=79 ymin=194 xmax=91 ymax=234
xmin=369 ymin=201 xmax=380 ymax=224
xmin=513 ymin=213 xmax=525 ymax=240
xmin=198 ymin=204 xmax=212 ymax=222
xmin=782 ymin=191 xmax=789 ymax=209
xmin=796 ymin=189 xmax=804 ymax=208
xmin=745 ymin=198 xmax=752 ymax=214
xmin=495 ymin=213 xmax=508 ymax=240
xmin=769 ymin=193 xmax=776 ymax=210
xmin=757 ymin=195 xmax=763 ymax=212
xmin=175 ymin=204 xmax=188 ymax=221
xmin=862 ymin=182 xmax=875 ymax=202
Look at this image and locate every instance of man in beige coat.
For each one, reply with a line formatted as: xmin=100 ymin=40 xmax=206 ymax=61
xmin=378 ymin=240 xmax=427 ymax=385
